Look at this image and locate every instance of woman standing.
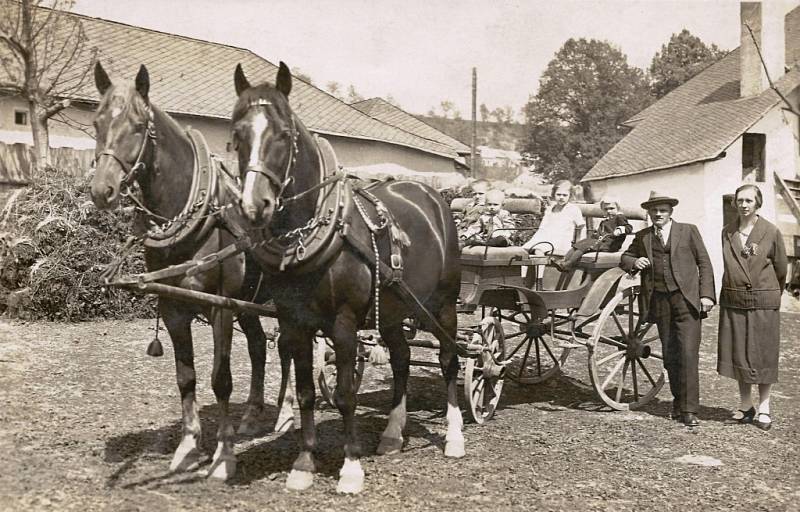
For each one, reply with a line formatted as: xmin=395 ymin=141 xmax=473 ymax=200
xmin=718 ymin=184 xmax=788 ymax=431
xmin=522 ymin=180 xmax=585 ymax=255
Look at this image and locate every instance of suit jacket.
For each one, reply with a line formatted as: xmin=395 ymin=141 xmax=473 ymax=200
xmin=463 ymin=209 xmax=515 ymax=241
xmin=620 ymin=221 xmax=716 ymax=320
xmin=720 ymin=217 xmax=787 ymax=309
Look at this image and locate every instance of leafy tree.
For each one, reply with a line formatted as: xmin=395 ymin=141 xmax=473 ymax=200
xmin=479 ymin=103 xmax=490 ymax=122
xmin=345 ymin=84 xmax=363 ymax=104
xmin=0 ymin=0 xmax=96 ymax=171
xmin=649 ymin=29 xmax=726 ymax=99
xmin=521 ymin=38 xmax=652 ymax=183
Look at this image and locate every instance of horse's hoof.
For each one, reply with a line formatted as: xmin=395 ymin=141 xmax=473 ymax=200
xmin=444 ymin=438 xmax=466 ymax=458
xmin=170 ymin=445 xmax=204 ymax=473
xmin=376 ymin=435 xmax=403 ymax=455
xmin=285 ymin=469 xmax=314 ymax=491
xmin=336 ymin=460 xmax=365 ymax=494
xmin=207 ymin=456 xmax=236 ymax=481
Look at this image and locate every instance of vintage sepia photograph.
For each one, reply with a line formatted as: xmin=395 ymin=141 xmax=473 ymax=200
xmin=1 ymin=0 xmax=799 ymax=510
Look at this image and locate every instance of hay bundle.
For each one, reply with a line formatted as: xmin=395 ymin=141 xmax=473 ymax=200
xmin=0 ymin=167 xmax=155 ymax=321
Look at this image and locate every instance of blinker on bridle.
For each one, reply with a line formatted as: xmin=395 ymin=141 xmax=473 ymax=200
xmin=97 ymin=106 xmax=157 ymax=188
xmin=242 ymin=98 xmax=298 ymax=210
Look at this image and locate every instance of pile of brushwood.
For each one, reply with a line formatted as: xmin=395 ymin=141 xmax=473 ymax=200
xmin=0 ymin=167 xmax=155 ymax=321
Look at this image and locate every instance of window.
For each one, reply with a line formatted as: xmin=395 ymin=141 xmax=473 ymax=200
xmin=14 ymin=110 xmax=28 ymax=126
xmin=742 ymin=133 xmax=766 ymax=182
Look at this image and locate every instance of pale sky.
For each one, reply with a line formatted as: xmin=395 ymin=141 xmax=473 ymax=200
xmin=71 ymin=0 xmax=742 ymax=118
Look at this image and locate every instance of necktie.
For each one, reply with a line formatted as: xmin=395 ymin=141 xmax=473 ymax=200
xmin=655 ymin=226 xmax=664 ymax=245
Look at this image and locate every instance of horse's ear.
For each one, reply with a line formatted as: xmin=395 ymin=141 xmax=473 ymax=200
xmin=135 ymin=65 xmax=150 ymax=101
xmin=234 ymin=63 xmax=251 ymax=96
xmin=276 ymin=61 xmax=292 ymax=97
xmin=94 ymin=62 xmax=111 ymax=95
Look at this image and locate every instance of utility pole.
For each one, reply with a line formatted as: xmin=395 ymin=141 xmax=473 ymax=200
xmin=471 ymin=67 xmax=477 ymax=179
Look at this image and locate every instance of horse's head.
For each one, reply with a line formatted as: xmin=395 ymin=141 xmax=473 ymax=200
xmin=231 ymin=62 xmax=295 ymax=225
xmin=90 ymin=62 xmax=155 ymax=209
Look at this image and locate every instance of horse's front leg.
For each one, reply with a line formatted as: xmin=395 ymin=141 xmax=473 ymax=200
xmin=437 ymin=303 xmax=465 ymax=458
xmin=273 ymin=331 xmax=295 ymax=433
xmin=161 ymin=301 xmax=205 ymax=473
xmin=237 ymin=313 xmax=267 ymax=435
xmin=331 ymin=308 xmax=364 ymax=494
xmin=206 ymin=305 xmax=237 ymax=480
xmin=285 ymin=323 xmax=317 ymax=491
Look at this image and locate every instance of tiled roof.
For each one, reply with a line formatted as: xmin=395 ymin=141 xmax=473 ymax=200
xmin=351 ymin=98 xmax=471 ymax=154
xmin=583 ymin=47 xmax=800 ymax=182
xmin=63 ymin=12 xmax=458 ymax=159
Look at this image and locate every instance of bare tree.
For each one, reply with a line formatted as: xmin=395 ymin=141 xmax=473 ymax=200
xmin=0 ymin=0 xmax=96 ymax=171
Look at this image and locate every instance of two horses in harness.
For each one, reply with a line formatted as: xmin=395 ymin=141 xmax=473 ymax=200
xmin=89 ymin=61 xmax=465 ymax=493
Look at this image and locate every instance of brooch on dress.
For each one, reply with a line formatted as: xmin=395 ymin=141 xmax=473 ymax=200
xmin=741 ymin=242 xmax=759 ymax=258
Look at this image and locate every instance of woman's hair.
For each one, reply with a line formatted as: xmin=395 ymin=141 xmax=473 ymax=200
xmin=734 ymin=184 xmax=763 ymax=208
xmin=551 ymin=180 xmax=573 ymax=199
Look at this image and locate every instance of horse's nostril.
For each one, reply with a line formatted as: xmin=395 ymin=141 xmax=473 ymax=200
xmin=106 ymin=186 xmax=115 ymax=200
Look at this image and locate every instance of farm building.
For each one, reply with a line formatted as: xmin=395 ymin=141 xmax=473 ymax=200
xmin=0 ymin=7 xmax=467 ymax=200
xmin=582 ymin=1 xmax=800 ymax=289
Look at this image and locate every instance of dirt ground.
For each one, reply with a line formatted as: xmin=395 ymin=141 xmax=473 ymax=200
xmin=1 ymin=306 xmax=799 ymax=512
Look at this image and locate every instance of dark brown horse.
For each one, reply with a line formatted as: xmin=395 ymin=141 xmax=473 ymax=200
xmin=89 ymin=62 xmax=293 ymax=481
xmin=231 ymin=62 xmax=464 ymax=493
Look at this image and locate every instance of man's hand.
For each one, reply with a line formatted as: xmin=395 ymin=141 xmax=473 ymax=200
xmin=633 ymin=257 xmax=651 ymax=270
xmin=700 ymin=297 xmax=715 ymax=313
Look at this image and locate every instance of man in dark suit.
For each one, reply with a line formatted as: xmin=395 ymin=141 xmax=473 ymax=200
xmin=621 ymin=191 xmax=716 ymax=427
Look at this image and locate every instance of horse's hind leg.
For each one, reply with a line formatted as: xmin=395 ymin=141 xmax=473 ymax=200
xmin=376 ymin=323 xmax=410 ymax=455
xmin=285 ymin=323 xmax=317 ymax=491
xmin=207 ymin=306 xmax=237 ymax=480
xmin=436 ymin=302 xmax=465 ymax=458
xmin=237 ymin=313 xmax=266 ymax=435
xmin=273 ymin=331 xmax=295 ymax=433
xmin=161 ymin=301 xmax=205 ymax=473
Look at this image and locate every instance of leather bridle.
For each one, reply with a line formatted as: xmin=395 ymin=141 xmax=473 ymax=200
xmin=241 ymin=98 xmax=298 ymax=209
xmin=97 ymin=107 xmax=157 ymax=189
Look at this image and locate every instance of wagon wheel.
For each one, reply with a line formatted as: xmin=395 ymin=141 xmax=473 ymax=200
xmin=315 ymin=335 xmax=366 ymax=407
xmin=588 ymin=286 xmax=666 ymax=410
xmin=493 ymin=309 xmax=571 ymax=384
xmin=464 ymin=318 xmax=505 ymax=424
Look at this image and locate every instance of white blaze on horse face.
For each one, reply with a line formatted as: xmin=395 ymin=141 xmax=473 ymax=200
xmin=242 ymin=111 xmax=269 ymax=209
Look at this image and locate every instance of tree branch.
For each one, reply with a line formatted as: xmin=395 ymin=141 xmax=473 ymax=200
xmin=41 ymin=98 xmax=70 ymax=119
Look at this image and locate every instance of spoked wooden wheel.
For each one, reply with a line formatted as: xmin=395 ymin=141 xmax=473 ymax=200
xmin=315 ymin=335 xmax=366 ymax=407
xmin=588 ymin=286 xmax=665 ymax=410
xmin=495 ymin=309 xmax=571 ymax=384
xmin=464 ymin=318 xmax=506 ymax=424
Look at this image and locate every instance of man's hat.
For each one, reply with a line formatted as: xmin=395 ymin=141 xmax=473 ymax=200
xmin=640 ymin=190 xmax=679 ymax=210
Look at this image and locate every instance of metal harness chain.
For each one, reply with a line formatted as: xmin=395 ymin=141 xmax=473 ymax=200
xmin=353 ymin=193 xmax=388 ymax=328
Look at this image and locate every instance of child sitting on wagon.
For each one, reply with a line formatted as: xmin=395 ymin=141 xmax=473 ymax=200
xmin=457 ymin=179 xmax=489 ymax=235
xmin=461 ymin=189 xmax=515 ymax=247
xmin=552 ymin=196 xmax=632 ymax=271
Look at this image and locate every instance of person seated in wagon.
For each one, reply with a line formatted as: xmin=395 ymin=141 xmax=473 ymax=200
xmin=457 ymin=179 xmax=490 ymax=235
xmin=461 ymin=189 xmax=515 ymax=247
xmin=552 ymin=195 xmax=633 ymax=271
xmin=522 ymin=179 xmax=585 ymax=256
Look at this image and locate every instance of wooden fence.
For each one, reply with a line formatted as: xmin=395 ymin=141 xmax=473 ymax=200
xmin=0 ymin=142 xmax=95 ymax=207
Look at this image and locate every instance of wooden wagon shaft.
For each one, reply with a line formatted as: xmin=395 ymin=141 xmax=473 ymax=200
xmin=113 ymin=281 xmax=278 ymax=317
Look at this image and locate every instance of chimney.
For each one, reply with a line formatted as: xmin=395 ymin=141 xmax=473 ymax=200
xmin=741 ymin=1 xmax=789 ymax=97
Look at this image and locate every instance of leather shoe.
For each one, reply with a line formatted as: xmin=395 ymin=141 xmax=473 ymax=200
xmin=754 ymin=413 xmax=772 ymax=431
xmin=681 ymin=413 xmax=699 ymax=427
xmin=724 ymin=406 xmax=755 ymax=425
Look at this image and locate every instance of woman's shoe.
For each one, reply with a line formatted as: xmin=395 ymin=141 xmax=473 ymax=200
xmin=754 ymin=413 xmax=772 ymax=431
xmin=723 ymin=406 xmax=755 ymax=425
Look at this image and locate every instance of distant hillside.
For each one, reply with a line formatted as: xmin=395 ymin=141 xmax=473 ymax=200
xmin=415 ymin=116 xmax=526 ymax=152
